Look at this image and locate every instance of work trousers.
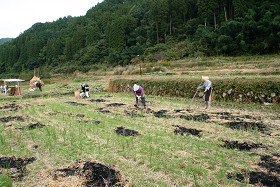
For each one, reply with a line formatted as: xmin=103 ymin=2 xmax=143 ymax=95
xmin=205 ymin=87 xmax=212 ymax=106
xmin=136 ymin=96 xmax=146 ymax=106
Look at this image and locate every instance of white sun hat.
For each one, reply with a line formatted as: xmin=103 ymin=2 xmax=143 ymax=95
xmin=133 ymin=84 xmax=140 ymax=92
xmin=202 ymin=76 xmax=209 ymax=82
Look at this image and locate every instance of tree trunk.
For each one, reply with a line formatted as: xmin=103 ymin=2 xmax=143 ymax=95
xmin=156 ymin=22 xmax=159 ymax=44
xmin=204 ymin=18 xmax=207 ymax=28
xmin=170 ymin=14 xmax=172 ymax=35
xmin=214 ymin=12 xmax=217 ymax=29
xmin=224 ymin=6 xmax=228 ymax=21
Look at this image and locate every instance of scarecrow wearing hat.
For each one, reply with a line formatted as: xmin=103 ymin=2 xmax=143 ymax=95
xmin=197 ymin=76 xmax=212 ymax=109
xmin=133 ymin=84 xmax=146 ymax=107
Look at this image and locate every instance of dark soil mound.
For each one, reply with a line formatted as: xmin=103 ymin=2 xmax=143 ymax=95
xmin=76 ymin=114 xmax=85 ymax=118
xmin=0 ymin=157 xmax=35 ymax=169
xmin=228 ymin=171 xmax=280 ymax=186
xmin=107 ymin=103 xmax=126 ymax=107
xmin=90 ymin=99 xmax=106 ymax=102
xmin=65 ymin=101 xmax=87 ymax=106
xmin=78 ymin=120 xmax=101 ymax=125
xmin=28 ymin=123 xmax=45 ymax=130
xmin=53 ymin=160 xmax=123 ymax=187
xmin=83 ymin=162 xmax=121 ymax=186
xmin=173 ymin=125 xmax=202 ymax=137
xmin=154 ymin=110 xmax=171 ymax=118
xmin=214 ymin=112 xmax=240 ymax=120
xmin=258 ymin=155 xmax=280 ymax=173
xmin=0 ymin=156 xmax=36 ymax=179
xmin=96 ymin=108 xmax=110 ymax=113
xmin=224 ymin=121 xmax=266 ymax=131
xmin=180 ymin=113 xmax=210 ymax=121
xmin=220 ymin=140 xmax=264 ymax=151
xmin=0 ymin=116 xmax=24 ymax=123
xmin=115 ymin=127 xmax=140 ymax=136
xmin=0 ymin=103 xmax=22 ymax=111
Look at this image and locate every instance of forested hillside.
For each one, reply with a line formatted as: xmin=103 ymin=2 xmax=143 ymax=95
xmin=0 ymin=0 xmax=279 ymax=78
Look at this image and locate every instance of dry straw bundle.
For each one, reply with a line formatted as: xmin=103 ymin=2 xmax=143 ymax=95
xmin=29 ymin=76 xmax=44 ymax=90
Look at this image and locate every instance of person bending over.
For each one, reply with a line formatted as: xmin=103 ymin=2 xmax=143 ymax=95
xmin=133 ymin=84 xmax=146 ymax=107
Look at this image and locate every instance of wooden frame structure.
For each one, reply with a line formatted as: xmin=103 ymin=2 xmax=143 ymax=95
xmin=0 ymin=79 xmax=25 ymax=96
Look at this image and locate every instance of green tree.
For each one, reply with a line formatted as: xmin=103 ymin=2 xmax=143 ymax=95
xmin=148 ymin=0 xmax=169 ymax=43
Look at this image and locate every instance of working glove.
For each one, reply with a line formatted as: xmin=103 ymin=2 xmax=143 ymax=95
xmin=136 ymin=95 xmax=141 ymax=99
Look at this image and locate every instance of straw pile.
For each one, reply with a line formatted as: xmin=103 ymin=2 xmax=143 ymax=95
xmin=29 ymin=76 xmax=44 ymax=90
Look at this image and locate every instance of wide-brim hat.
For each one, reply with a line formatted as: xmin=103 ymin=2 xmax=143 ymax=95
xmin=202 ymin=76 xmax=209 ymax=81
xmin=133 ymin=84 xmax=140 ymax=92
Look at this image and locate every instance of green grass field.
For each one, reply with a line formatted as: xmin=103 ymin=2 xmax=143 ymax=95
xmin=0 ymin=55 xmax=280 ymax=186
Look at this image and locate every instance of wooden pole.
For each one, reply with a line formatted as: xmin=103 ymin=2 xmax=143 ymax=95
xmin=138 ymin=55 xmax=142 ymax=76
xmin=18 ymin=81 xmax=21 ymax=96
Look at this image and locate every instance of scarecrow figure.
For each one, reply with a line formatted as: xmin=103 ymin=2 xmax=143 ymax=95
xmin=133 ymin=84 xmax=146 ymax=107
xmin=197 ymin=76 xmax=212 ymax=109
xmin=80 ymin=83 xmax=90 ymax=98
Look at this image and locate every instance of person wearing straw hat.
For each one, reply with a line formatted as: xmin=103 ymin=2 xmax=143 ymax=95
xmin=133 ymin=84 xmax=146 ymax=107
xmin=197 ymin=76 xmax=212 ymax=109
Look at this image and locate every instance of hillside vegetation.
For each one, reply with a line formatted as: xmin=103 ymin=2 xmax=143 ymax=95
xmin=0 ymin=0 xmax=279 ymax=78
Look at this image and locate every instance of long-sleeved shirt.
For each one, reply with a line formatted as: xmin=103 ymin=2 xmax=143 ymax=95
xmin=199 ymin=80 xmax=212 ymax=92
xmin=81 ymin=84 xmax=89 ymax=92
xmin=133 ymin=86 xmax=144 ymax=97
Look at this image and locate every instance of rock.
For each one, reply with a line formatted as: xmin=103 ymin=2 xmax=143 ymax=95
xmin=222 ymin=93 xmax=226 ymax=98
xmin=271 ymin=93 xmax=276 ymax=97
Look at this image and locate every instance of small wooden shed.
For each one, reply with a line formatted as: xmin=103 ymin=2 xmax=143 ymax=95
xmin=0 ymin=79 xmax=25 ymax=96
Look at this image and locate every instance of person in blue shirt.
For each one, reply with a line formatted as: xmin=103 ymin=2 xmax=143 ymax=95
xmin=197 ymin=76 xmax=212 ymax=109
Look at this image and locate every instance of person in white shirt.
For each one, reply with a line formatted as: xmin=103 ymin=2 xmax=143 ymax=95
xmin=197 ymin=76 xmax=212 ymax=109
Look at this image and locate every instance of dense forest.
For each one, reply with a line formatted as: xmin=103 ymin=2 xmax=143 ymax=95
xmin=0 ymin=0 xmax=279 ymax=77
